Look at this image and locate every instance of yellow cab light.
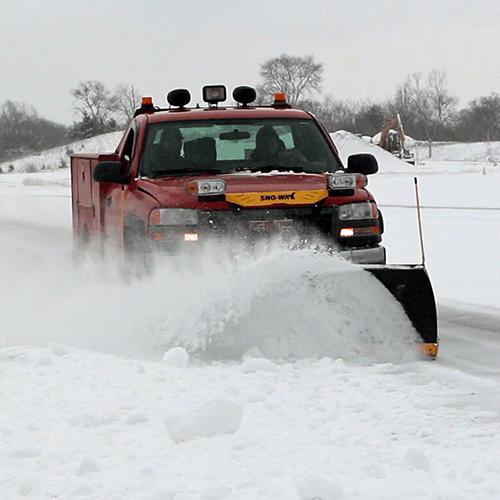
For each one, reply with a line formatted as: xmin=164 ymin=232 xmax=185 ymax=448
xmin=134 ymin=96 xmax=156 ymax=116
xmin=356 ymin=174 xmax=368 ymax=188
xmin=273 ymin=93 xmax=291 ymax=109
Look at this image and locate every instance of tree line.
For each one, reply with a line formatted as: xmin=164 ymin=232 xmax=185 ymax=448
xmin=0 ymin=82 xmax=140 ymax=164
xmin=0 ymin=101 xmax=68 ymax=163
xmin=258 ymin=54 xmax=500 ymax=146
xmin=1 ymin=55 xmax=500 ymax=164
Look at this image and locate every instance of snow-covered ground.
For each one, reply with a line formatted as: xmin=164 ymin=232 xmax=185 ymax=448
xmin=1 ymin=132 xmax=499 ymax=499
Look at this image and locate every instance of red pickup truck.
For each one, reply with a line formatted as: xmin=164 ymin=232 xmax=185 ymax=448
xmin=71 ymin=85 xmax=384 ymax=265
xmin=70 ymin=84 xmax=438 ymax=356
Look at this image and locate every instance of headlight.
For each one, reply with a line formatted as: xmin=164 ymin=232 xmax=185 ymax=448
xmin=186 ymin=179 xmax=226 ymax=195
xmin=339 ymin=202 xmax=378 ymax=220
xmin=328 ymin=173 xmax=367 ymax=189
xmin=149 ymin=208 xmax=199 ymax=226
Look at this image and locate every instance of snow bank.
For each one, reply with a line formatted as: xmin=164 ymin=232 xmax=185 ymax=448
xmin=0 ymin=131 xmax=122 ymax=173
xmin=418 ymin=140 xmax=500 ymax=163
xmin=331 ymin=130 xmax=414 ymax=173
xmin=334 ymin=130 xmax=500 ymax=169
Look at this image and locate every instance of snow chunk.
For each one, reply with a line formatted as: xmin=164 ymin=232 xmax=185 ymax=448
xmin=403 ymin=448 xmax=430 ymax=471
xmin=77 ymin=457 xmax=101 ymax=476
xmin=73 ymin=484 xmax=94 ymax=496
xmin=164 ymin=398 xmax=244 ymax=443
xmin=22 ymin=177 xmax=47 ymax=186
xmin=35 ymin=355 xmax=54 ymax=366
xmin=48 ymin=341 xmax=71 ymax=356
xmin=125 ymin=412 xmax=149 ymax=424
xmin=240 ymin=358 xmax=278 ymax=373
xmin=161 ymin=347 xmax=189 ymax=368
xmin=17 ymin=476 xmax=38 ymax=495
xmin=7 ymin=448 xmax=43 ymax=459
xmin=295 ymin=475 xmax=344 ymax=500
xmin=203 ymin=484 xmax=232 ymax=499
xmin=0 ymin=347 xmax=34 ymax=365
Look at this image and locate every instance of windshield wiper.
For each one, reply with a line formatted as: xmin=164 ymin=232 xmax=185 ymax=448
xmin=152 ymin=168 xmax=222 ymax=177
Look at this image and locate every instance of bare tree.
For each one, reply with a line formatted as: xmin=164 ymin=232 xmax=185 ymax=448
xmin=258 ymin=54 xmax=323 ymax=106
xmin=69 ymin=81 xmax=120 ymax=138
xmin=392 ymin=70 xmax=458 ymax=154
xmin=114 ymin=84 xmax=141 ymax=124
xmin=298 ymin=95 xmax=359 ymax=133
xmin=427 ymin=70 xmax=458 ymax=122
xmin=70 ymin=80 xmax=116 ymax=124
xmin=393 ymin=79 xmax=414 ymax=119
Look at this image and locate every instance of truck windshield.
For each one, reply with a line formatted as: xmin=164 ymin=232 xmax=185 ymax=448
xmin=140 ymin=118 xmax=341 ymax=177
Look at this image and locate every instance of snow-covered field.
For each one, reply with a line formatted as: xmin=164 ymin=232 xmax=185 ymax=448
xmin=1 ymin=132 xmax=499 ymax=499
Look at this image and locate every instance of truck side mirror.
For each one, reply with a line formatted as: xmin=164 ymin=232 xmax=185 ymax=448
xmin=346 ymin=153 xmax=379 ymax=175
xmin=93 ymin=161 xmax=130 ymax=184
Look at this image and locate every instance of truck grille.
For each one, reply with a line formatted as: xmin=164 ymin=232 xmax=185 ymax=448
xmin=201 ymin=205 xmax=381 ymax=249
xmin=203 ymin=206 xmax=336 ymax=238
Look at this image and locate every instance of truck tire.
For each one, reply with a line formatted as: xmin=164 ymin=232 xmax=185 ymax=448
xmin=72 ymin=224 xmax=90 ymax=268
xmin=123 ymin=225 xmax=154 ymax=278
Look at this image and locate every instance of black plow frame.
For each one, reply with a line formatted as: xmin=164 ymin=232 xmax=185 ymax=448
xmin=364 ymin=264 xmax=439 ymax=348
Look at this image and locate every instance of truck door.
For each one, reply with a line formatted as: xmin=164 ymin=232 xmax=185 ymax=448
xmin=100 ymin=127 xmax=138 ymax=250
xmin=71 ymin=155 xmax=100 ymax=252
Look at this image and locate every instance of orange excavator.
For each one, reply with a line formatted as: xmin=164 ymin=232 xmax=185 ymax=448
xmin=378 ymin=114 xmax=415 ymax=164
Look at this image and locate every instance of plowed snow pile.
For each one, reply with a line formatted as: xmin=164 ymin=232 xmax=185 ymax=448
xmin=1 ymin=237 xmax=419 ymax=363
xmin=150 ymin=245 xmax=419 ymax=361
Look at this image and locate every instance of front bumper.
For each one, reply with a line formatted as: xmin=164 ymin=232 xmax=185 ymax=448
xmin=339 ymin=245 xmax=386 ymax=264
xmin=148 ymin=205 xmax=385 ymax=263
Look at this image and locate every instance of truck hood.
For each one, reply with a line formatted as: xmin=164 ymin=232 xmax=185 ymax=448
xmin=137 ymin=171 xmax=334 ymax=208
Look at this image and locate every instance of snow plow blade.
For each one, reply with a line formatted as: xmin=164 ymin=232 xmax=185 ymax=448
xmin=364 ymin=264 xmax=439 ymax=357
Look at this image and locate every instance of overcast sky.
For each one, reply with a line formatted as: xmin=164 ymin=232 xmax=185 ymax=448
xmin=2 ymin=0 xmax=499 ymax=125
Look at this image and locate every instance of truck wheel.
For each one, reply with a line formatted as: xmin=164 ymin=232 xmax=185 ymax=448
xmin=123 ymin=226 xmax=154 ymax=278
xmin=72 ymin=225 xmax=90 ymax=268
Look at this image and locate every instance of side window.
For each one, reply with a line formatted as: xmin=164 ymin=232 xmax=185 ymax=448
xmin=122 ymin=129 xmax=136 ymax=173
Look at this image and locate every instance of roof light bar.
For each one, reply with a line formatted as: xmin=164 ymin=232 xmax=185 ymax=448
xmin=233 ymin=86 xmax=257 ymax=106
xmin=203 ymin=85 xmax=227 ymax=105
xmin=134 ymin=96 xmax=155 ymax=117
xmin=273 ymin=92 xmax=291 ymax=109
xmin=166 ymin=88 xmax=191 ymax=108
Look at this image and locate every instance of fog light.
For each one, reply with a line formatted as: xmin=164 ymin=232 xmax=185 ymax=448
xmin=340 ymin=228 xmax=355 ymax=237
xmin=184 ymin=233 xmax=199 ymax=242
